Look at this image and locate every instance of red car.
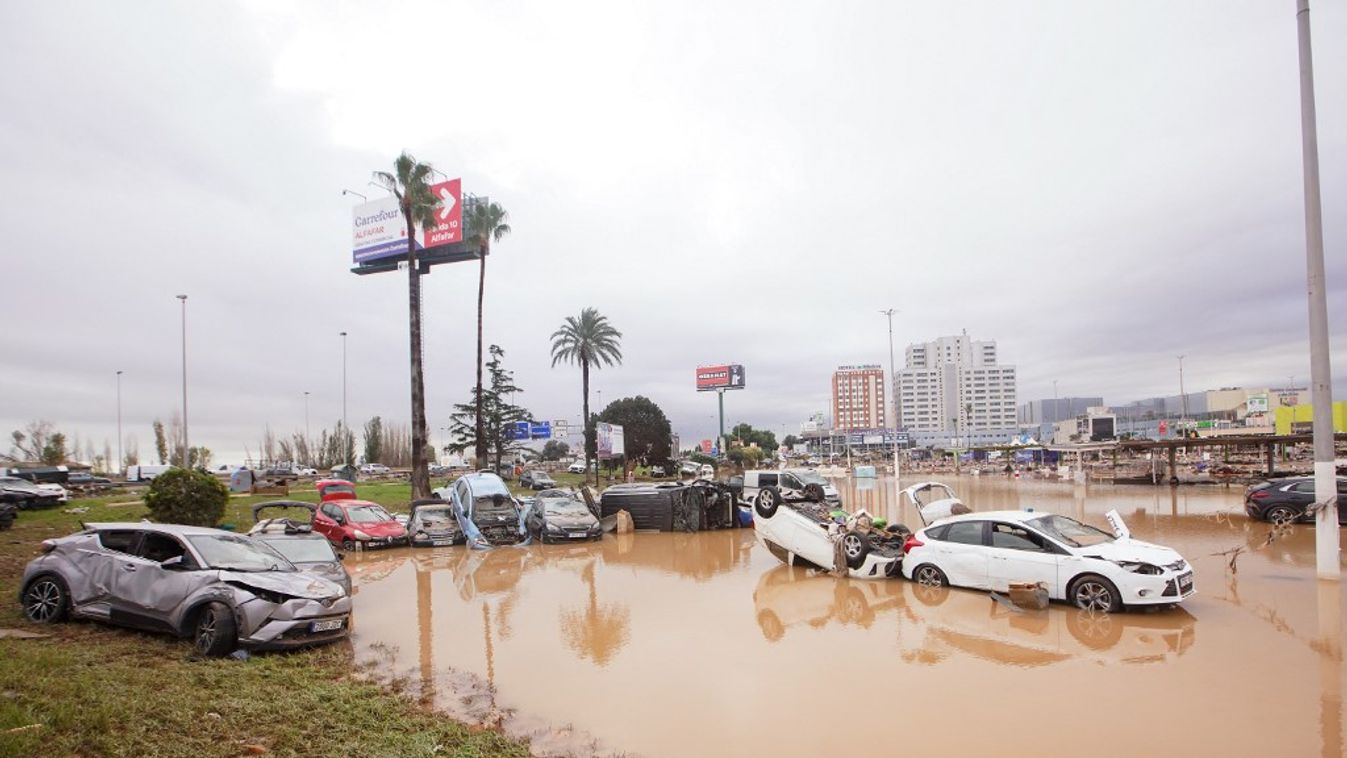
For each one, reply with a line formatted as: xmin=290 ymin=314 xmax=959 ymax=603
xmin=316 ymin=479 xmax=358 ymax=503
xmin=314 ymin=499 xmax=408 ymax=550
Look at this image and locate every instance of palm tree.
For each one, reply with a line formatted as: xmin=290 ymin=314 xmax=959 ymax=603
xmin=549 ymin=308 xmax=623 ymax=485
xmin=373 ymin=151 xmax=441 ymax=499
xmin=466 ymin=201 xmax=512 ymax=470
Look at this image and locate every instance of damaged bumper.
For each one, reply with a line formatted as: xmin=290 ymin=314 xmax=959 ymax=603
xmin=236 ymin=595 xmax=353 ymax=650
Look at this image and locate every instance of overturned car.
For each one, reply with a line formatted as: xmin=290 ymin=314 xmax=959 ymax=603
xmin=598 ymin=480 xmax=739 ymax=532
xmin=753 ymin=486 xmax=911 ymax=579
xmin=21 ymin=522 xmax=351 ymax=656
xmin=433 ymin=472 xmax=529 ymax=549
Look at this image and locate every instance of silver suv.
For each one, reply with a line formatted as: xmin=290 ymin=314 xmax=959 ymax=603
xmin=20 ymin=522 xmax=351 ymax=656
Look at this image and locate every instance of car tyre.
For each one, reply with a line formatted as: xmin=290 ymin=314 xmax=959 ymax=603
xmin=755 ymin=487 xmax=781 ymax=519
xmin=1068 ymin=574 xmax=1123 ymax=613
xmin=1266 ymin=506 xmax=1297 ymax=525
xmin=341 ymin=538 xmax=355 ymax=552
xmin=803 ymin=483 xmax=826 ymax=503
xmin=193 ymin=601 xmax=238 ymax=657
xmin=23 ymin=574 xmax=70 ymax=623
xmin=841 ymin=530 xmax=871 ymax=569
xmin=912 ymin=563 xmax=947 ymax=588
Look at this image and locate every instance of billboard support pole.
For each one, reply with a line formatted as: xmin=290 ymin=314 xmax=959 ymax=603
xmin=717 ymin=389 xmax=725 ymax=458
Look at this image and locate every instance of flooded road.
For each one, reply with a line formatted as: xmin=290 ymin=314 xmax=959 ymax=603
xmin=347 ymin=476 xmax=1344 ymax=757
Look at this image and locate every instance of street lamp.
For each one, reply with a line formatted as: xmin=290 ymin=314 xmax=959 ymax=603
xmin=880 ymin=308 xmax=901 ymax=486
xmin=304 ymin=391 xmax=311 ymax=458
xmin=116 ymin=370 xmax=123 ymax=475
xmin=1177 ymin=355 xmax=1187 ymax=432
xmin=340 ymin=331 xmax=348 ymax=465
xmin=176 ymin=295 xmax=188 ymax=468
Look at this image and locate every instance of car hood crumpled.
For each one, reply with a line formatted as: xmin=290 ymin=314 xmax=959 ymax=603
xmin=220 ymin=570 xmax=345 ymax=599
xmin=1083 ymin=539 xmax=1185 ymax=566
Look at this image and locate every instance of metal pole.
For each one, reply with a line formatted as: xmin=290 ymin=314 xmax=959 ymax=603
xmin=341 ymin=331 xmax=348 ymax=466
xmin=1177 ymin=355 xmax=1187 ymax=433
xmin=717 ymin=389 xmax=725 ymax=455
xmin=1295 ymin=0 xmax=1338 ymax=579
xmin=304 ymin=391 xmax=311 ymax=460
xmin=881 ymin=308 xmax=901 ymax=486
xmin=176 ymin=295 xmax=188 ymax=468
xmin=116 ymin=370 xmax=123 ymax=475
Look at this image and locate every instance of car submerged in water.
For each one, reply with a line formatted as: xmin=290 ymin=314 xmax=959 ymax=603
xmin=433 ymin=472 xmax=529 ymax=549
xmin=523 ymin=489 xmax=602 ymax=543
xmin=753 ymin=485 xmax=910 ymax=579
xmin=407 ymin=498 xmax=464 ymax=547
xmin=21 ymin=522 xmax=351 ymax=656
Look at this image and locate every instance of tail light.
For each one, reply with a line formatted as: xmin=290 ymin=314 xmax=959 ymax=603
xmin=1250 ymin=491 xmax=1268 ymax=499
xmin=902 ymin=535 xmax=924 ymax=554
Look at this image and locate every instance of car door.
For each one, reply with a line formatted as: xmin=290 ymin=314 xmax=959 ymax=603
xmin=314 ymin=503 xmax=344 ymax=543
xmin=115 ymin=531 xmax=204 ymax=631
xmin=931 ymin=521 xmax=991 ymax=589
xmin=985 ymin=521 xmax=1062 ymax=595
xmin=75 ymin=529 xmax=142 ymax=608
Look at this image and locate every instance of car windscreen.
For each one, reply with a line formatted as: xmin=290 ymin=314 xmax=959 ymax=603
xmin=189 ymin=534 xmax=295 ymax=572
xmin=794 ymin=471 xmax=827 ymax=485
xmin=415 ymin=507 xmax=453 ymax=525
xmin=544 ymin=499 xmax=590 ymax=516
xmin=1026 ymin=515 xmax=1114 ymax=548
xmin=322 ymin=485 xmax=356 ymax=497
xmin=347 ymin=505 xmax=393 ymax=524
xmin=265 ymin=537 xmax=338 ymax=563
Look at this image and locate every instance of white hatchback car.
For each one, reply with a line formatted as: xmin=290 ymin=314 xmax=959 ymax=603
xmin=901 ymin=510 xmax=1194 ymax=612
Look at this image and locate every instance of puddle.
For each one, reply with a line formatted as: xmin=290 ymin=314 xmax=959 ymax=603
xmin=348 ymin=476 xmax=1345 ymax=757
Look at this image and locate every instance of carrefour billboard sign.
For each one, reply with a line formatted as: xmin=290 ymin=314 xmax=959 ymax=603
xmin=696 ymin=364 xmax=746 ymax=392
xmin=351 ymin=179 xmax=462 ymax=264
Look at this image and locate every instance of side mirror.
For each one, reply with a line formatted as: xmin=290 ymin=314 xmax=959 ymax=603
xmin=336 ymin=553 xmax=345 ymax=561
xmin=160 ymin=555 xmax=186 ymax=570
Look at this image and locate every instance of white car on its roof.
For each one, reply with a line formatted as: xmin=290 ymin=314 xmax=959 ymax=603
xmin=900 ymin=509 xmax=1194 ymax=613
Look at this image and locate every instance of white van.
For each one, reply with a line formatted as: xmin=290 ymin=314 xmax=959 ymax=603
xmin=126 ymin=464 xmax=172 ymax=482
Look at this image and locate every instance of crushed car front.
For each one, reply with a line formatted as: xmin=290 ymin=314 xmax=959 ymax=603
xmin=1029 ymin=514 xmax=1195 ymax=606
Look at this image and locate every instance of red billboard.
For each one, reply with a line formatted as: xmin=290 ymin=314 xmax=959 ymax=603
xmin=700 ymin=439 xmax=713 ymax=454
xmin=696 ymin=364 xmax=746 ymax=392
xmin=422 ymin=178 xmax=463 ymax=247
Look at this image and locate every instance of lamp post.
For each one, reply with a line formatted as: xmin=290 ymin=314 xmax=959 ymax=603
xmin=116 ymin=370 xmax=123 ymax=476
xmin=340 ymin=331 xmax=348 ymax=466
xmin=880 ymin=309 xmax=901 ymax=487
xmin=304 ymin=391 xmax=311 ymax=460
xmin=176 ymin=295 xmax=188 ymax=468
xmin=1177 ymin=355 xmax=1187 ymax=434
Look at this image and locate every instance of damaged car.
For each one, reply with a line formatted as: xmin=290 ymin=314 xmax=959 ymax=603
xmin=313 ymin=499 xmax=408 ymax=551
xmin=433 ymin=471 xmax=529 ymax=549
xmin=599 ymin=480 xmax=739 ymax=532
xmin=753 ymin=486 xmax=910 ymax=579
xmin=901 ymin=509 xmax=1194 ymax=613
xmin=524 ymin=489 xmax=603 ymax=543
xmin=20 ymin=522 xmax=351 ymax=656
xmin=407 ymin=497 xmax=465 ymax=547
xmin=248 ymin=501 xmax=352 ymax=595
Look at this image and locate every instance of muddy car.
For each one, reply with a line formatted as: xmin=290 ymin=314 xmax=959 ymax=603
xmin=314 ymin=500 xmax=408 ymax=550
xmin=316 ymin=478 xmax=358 ymax=503
xmin=407 ymin=498 xmax=465 ymax=547
xmin=524 ymin=489 xmax=603 ymax=543
xmin=433 ymin=472 xmax=529 ymax=548
xmin=753 ymin=486 xmax=910 ymax=579
xmin=248 ymin=501 xmax=352 ymax=595
xmin=20 ymin=522 xmax=351 ymax=656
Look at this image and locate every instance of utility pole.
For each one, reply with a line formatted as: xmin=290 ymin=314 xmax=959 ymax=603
xmin=1295 ymin=0 xmax=1338 ymax=579
xmin=176 ymin=295 xmax=189 ymax=468
xmin=1177 ymin=355 xmax=1187 ymax=433
xmin=341 ymin=331 xmax=348 ymax=467
xmin=304 ymin=391 xmax=311 ymax=461
xmin=116 ymin=370 xmax=123 ymax=476
xmin=880 ymin=308 xmax=901 ymax=487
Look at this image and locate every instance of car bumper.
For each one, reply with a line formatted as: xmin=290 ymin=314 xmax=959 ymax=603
xmin=237 ymin=596 xmax=353 ymax=650
xmin=1117 ymin=571 xmax=1196 ymax=606
xmin=410 ymin=533 xmax=462 ymax=547
xmin=541 ymin=531 xmax=602 ymax=544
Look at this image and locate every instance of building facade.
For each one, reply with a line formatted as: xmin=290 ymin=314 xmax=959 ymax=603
xmin=896 ymin=333 xmax=1018 ymax=446
xmin=1019 ymin=397 xmax=1104 ymax=426
xmin=831 ymin=365 xmax=886 ymax=432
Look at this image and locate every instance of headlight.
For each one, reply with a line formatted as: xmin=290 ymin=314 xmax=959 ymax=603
xmin=352 ymin=529 xmax=371 ymax=541
xmin=546 ymin=523 xmax=564 ymax=533
xmin=415 ymin=530 xmax=427 ymax=538
xmin=1114 ymin=560 xmax=1163 ymax=575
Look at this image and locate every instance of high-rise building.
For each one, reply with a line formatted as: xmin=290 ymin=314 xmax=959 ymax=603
xmin=831 ymin=365 xmax=886 ymax=431
xmin=896 ymin=333 xmax=1018 ymax=445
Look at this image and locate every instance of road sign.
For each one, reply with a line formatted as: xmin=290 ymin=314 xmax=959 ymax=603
xmin=423 ymin=179 xmax=462 ymax=247
xmin=509 ymin=421 xmax=530 ymax=440
xmin=529 ymin=421 xmax=551 ymax=440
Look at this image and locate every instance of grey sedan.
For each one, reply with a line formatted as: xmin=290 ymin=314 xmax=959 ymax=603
xmin=20 ymin=522 xmax=351 ymax=656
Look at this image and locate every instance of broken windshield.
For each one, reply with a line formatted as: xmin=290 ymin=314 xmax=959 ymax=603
xmin=1027 ymin=514 xmax=1115 ymax=548
xmin=190 ymin=534 xmax=295 ymax=572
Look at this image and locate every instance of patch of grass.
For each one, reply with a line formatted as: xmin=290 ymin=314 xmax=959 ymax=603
xmin=0 ymin=490 xmax=529 ymax=758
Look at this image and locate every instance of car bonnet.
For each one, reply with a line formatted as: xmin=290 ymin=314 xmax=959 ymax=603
xmin=220 ymin=569 xmax=345 ymax=599
xmin=1080 ymin=538 xmax=1184 ymax=566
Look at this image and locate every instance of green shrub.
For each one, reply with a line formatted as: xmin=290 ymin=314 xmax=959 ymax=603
xmin=143 ymin=468 xmax=228 ymax=526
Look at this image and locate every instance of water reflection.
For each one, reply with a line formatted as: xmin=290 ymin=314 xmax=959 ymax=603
xmin=559 ymin=560 xmax=631 ymax=666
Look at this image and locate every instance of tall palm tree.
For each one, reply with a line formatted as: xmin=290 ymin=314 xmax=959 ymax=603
xmin=550 ymin=308 xmax=622 ymax=485
xmin=466 ymin=201 xmax=511 ymax=470
xmin=373 ymin=151 xmax=441 ymax=499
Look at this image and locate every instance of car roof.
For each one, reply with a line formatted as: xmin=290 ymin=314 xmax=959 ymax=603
xmin=928 ymin=510 xmax=1048 ymax=526
xmin=83 ymin=522 xmax=238 ymax=537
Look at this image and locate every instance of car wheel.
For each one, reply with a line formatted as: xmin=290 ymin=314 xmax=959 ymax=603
xmin=193 ymin=601 xmax=238 ymax=657
xmin=803 ymin=483 xmax=825 ymax=503
xmin=1266 ymin=506 xmax=1298 ymax=525
xmin=755 ymin=487 xmax=781 ymax=519
xmin=23 ymin=574 xmax=70 ymax=623
xmin=1069 ymin=574 xmax=1122 ymax=613
xmin=341 ymin=539 xmax=355 ymax=552
xmin=841 ymin=530 xmax=871 ymax=569
xmin=912 ymin=563 xmax=947 ymax=588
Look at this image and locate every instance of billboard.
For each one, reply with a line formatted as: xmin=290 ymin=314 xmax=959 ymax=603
xmin=351 ymin=178 xmax=463 ymax=264
xmin=597 ymin=422 xmax=625 ymax=459
xmin=1247 ymin=394 xmax=1269 ymax=413
xmin=700 ymin=439 xmax=713 ymax=454
xmin=696 ymin=364 xmax=746 ymax=392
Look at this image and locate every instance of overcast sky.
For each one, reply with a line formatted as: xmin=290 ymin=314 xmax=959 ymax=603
xmin=2 ymin=1 xmax=1344 ymax=464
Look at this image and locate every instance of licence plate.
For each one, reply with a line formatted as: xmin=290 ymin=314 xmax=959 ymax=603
xmin=310 ymin=618 xmax=345 ymax=633
xmin=568 ymin=532 xmax=588 ymax=539
xmin=431 ymin=539 xmax=452 ymax=546
xmin=1178 ymin=572 xmax=1194 ymax=593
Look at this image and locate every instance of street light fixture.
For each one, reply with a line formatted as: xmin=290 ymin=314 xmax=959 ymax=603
xmin=176 ymin=295 xmax=188 ymax=468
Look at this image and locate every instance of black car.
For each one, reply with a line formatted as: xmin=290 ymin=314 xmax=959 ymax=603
xmin=524 ymin=489 xmax=602 ymax=543
xmin=67 ymin=472 xmax=112 ymax=487
xmin=0 ymin=477 xmax=62 ymax=509
xmin=1244 ymin=476 xmax=1347 ymax=524
xmin=520 ymin=470 xmax=556 ymax=490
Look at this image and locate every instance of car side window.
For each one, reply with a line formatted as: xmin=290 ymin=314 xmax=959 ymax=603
xmin=782 ymin=474 xmax=802 ymax=490
xmin=943 ymin=521 xmax=986 ymax=546
xmin=138 ymin=533 xmax=188 ymax=563
xmin=98 ymin=530 xmax=140 ymax=554
xmin=759 ymin=473 xmax=778 ymax=488
xmin=990 ymin=522 xmax=1048 ymax=552
xmin=1290 ymin=481 xmax=1317 ymax=493
xmin=926 ymin=525 xmax=950 ymax=541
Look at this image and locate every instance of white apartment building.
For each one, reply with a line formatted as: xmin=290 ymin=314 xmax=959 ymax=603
xmin=896 ymin=333 xmax=1018 ymax=445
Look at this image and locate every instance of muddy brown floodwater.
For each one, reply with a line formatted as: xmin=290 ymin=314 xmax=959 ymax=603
xmin=347 ymin=476 xmax=1345 ymax=757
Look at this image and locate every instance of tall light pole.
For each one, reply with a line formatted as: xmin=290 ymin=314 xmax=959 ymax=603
xmin=880 ymin=308 xmax=901 ymax=486
xmin=304 ymin=391 xmax=311 ymax=460
xmin=116 ymin=370 xmax=123 ymax=475
xmin=1177 ymin=355 xmax=1187 ymax=433
xmin=176 ymin=295 xmax=188 ymax=468
xmin=340 ymin=331 xmax=348 ymax=466
xmin=1295 ymin=0 xmax=1338 ymax=580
